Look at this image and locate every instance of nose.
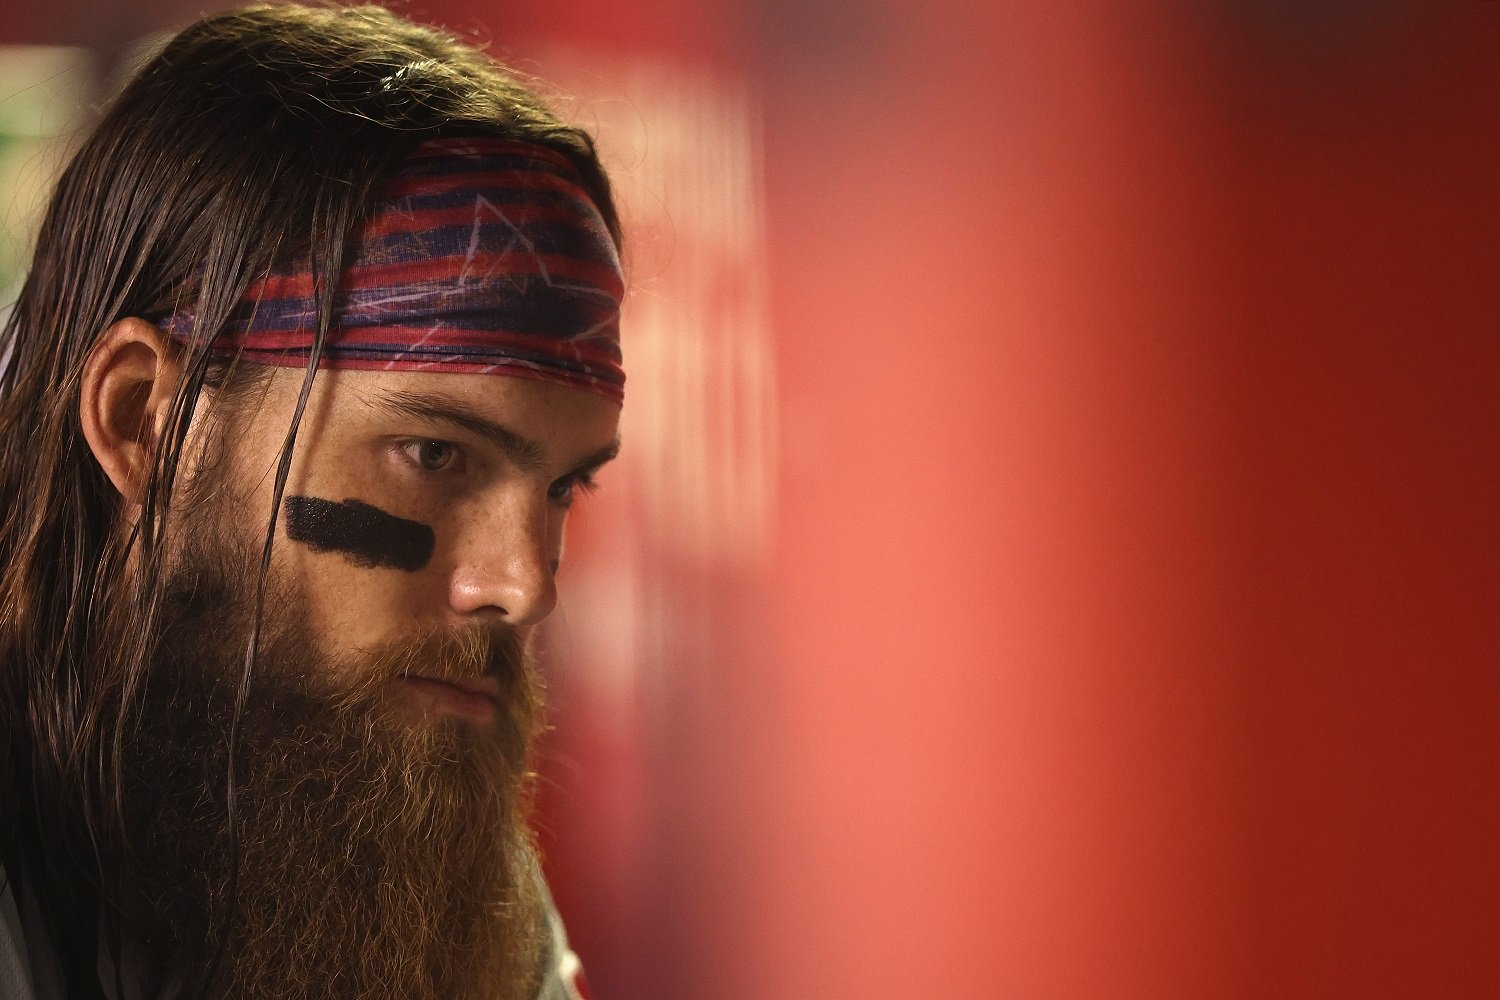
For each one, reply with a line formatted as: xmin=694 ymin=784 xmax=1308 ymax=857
xmin=447 ymin=491 xmax=559 ymax=628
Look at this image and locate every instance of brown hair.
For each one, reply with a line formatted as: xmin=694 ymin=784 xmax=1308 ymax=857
xmin=0 ymin=4 xmax=617 ymax=992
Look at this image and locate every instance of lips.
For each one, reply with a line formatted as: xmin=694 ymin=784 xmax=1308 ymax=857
xmin=400 ymin=674 xmax=500 ymax=725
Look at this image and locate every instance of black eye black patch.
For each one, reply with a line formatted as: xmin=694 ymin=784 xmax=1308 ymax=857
xmin=283 ymin=496 xmax=435 ymax=572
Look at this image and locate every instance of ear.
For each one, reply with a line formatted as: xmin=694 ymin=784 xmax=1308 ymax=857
xmin=79 ymin=317 xmax=184 ymax=506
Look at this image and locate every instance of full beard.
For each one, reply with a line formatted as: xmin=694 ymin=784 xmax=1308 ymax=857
xmin=106 ymin=531 xmax=548 ymax=1000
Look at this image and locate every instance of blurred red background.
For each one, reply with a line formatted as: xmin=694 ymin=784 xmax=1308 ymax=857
xmin=4 ymin=2 xmax=1497 ymax=997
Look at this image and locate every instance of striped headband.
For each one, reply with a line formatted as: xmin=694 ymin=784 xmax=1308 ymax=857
xmin=164 ymin=136 xmax=625 ymax=403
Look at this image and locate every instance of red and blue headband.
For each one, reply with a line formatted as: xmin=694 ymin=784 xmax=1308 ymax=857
xmin=164 ymin=136 xmax=625 ymax=403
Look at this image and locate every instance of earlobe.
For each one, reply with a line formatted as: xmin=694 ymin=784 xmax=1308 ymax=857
xmin=78 ymin=318 xmax=184 ymax=505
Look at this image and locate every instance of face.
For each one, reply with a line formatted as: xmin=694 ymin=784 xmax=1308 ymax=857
xmin=199 ymin=365 xmax=620 ymax=723
xmin=108 ymin=366 xmax=619 ymax=1000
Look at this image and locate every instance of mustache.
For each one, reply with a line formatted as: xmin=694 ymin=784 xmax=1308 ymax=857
xmin=329 ymin=625 xmax=540 ymax=745
xmin=317 ymin=624 xmax=535 ymax=717
xmin=357 ymin=625 xmax=527 ymax=685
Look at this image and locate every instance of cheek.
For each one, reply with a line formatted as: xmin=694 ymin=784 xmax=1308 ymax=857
xmin=552 ymin=515 xmax=569 ymax=566
xmin=275 ymin=534 xmax=451 ymax=653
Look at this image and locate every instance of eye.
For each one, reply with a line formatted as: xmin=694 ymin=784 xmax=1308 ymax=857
xmin=547 ymin=472 xmax=599 ymax=509
xmin=399 ymin=439 xmax=462 ymax=473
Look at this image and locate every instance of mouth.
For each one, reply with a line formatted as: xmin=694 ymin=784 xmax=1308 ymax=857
xmin=399 ymin=674 xmax=500 ymax=725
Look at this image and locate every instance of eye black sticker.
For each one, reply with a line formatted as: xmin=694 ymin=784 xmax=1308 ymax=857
xmin=283 ymin=496 xmax=435 ymax=572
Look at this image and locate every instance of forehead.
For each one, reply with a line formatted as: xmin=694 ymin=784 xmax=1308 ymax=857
xmin=233 ymin=367 xmax=621 ymax=466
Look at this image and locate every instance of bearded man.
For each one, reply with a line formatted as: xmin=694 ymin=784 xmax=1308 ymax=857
xmin=0 ymin=5 xmax=621 ymax=999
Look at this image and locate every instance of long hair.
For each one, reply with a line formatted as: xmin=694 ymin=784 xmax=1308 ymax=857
xmin=0 ymin=4 xmax=618 ymax=993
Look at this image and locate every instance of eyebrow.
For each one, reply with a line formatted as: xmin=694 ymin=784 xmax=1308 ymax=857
xmin=373 ymin=389 xmax=620 ymax=474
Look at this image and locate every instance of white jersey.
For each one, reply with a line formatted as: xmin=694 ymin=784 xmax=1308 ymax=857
xmin=534 ymin=869 xmax=593 ymax=1000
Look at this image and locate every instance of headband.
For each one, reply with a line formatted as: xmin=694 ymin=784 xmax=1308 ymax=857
xmin=164 ymin=136 xmax=625 ymax=403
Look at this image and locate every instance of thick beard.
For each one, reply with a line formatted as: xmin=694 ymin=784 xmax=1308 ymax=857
xmin=107 ymin=527 xmax=547 ymax=1000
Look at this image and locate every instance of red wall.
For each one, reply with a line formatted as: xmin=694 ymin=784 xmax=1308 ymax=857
xmin=733 ymin=4 xmax=1500 ymax=997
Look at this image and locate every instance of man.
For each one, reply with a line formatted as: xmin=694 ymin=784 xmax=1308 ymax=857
xmin=0 ymin=5 xmax=620 ymax=998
